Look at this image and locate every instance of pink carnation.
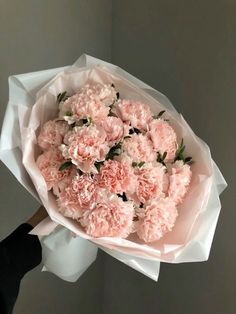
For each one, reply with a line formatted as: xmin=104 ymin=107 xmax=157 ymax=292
xmin=137 ymin=198 xmax=178 ymax=242
xmin=65 ymin=125 xmax=110 ymax=173
xmin=80 ymin=194 xmax=135 ymax=238
xmin=92 ymin=83 xmax=118 ymax=106
xmin=37 ymin=119 xmax=69 ymax=150
xmin=58 ymin=174 xmax=98 ymax=219
xmin=101 ymin=116 xmax=129 ymax=145
xmin=123 ymin=134 xmax=156 ymax=163
xmin=98 ymin=159 xmax=136 ymax=194
xmin=129 ymin=162 xmax=167 ymax=204
xmin=36 ymin=149 xmax=71 ymax=190
xmin=148 ymin=119 xmax=177 ymax=161
xmin=52 ymin=167 xmax=77 ymax=197
xmin=75 ymin=98 xmax=109 ymax=124
xmin=167 ymin=160 xmax=192 ymax=205
xmin=61 ymin=84 xmax=116 ymax=124
xmin=114 ymin=99 xmax=153 ymax=131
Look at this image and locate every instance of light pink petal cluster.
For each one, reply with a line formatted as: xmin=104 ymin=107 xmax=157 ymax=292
xmin=80 ymin=194 xmax=135 ymax=238
xmin=167 ymin=160 xmax=192 ymax=205
xmin=148 ymin=119 xmax=177 ymax=161
xmin=92 ymin=83 xmax=118 ymax=106
xmin=123 ymin=133 xmax=156 ymax=163
xmin=53 ymin=167 xmax=77 ymax=197
xmin=137 ymin=198 xmax=178 ymax=242
xmin=114 ymin=99 xmax=153 ymax=131
xmin=38 ymin=119 xmax=69 ymax=150
xmin=36 ymin=149 xmax=71 ymax=190
xmin=74 ymin=98 xmax=110 ymax=124
xmin=65 ymin=125 xmax=109 ymax=173
xmin=59 ymin=84 xmax=117 ymax=124
xmin=98 ymin=159 xmax=136 ymax=194
xmin=129 ymin=162 xmax=167 ymax=204
xmin=101 ymin=116 xmax=129 ymax=145
xmin=58 ymin=174 xmax=98 ymax=219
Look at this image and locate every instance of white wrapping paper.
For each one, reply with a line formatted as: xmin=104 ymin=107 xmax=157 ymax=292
xmin=0 ymin=54 xmax=227 ymax=282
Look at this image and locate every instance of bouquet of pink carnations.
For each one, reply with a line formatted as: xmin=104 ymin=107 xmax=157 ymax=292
xmin=36 ymin=83 xmax=193 ymax=243
xmin=0 ymin=55 xmax=227 ymax=281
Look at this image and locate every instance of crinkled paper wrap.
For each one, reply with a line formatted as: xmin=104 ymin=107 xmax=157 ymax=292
xmin=0 ymin=54 xmax=227 ymax=282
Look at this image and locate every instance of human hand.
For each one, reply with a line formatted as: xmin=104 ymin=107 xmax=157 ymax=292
xmin=26 ymin=206 xmax=48 ymax=228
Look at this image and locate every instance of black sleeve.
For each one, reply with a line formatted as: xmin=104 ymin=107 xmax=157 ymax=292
xmin=0 ymin=223 xmax=42 ymax=314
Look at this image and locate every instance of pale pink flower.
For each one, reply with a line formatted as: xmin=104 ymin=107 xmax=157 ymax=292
xmin=65 ymin=125 xmax=109 ymax=173
xmin=74 ymin=99 xmax=109 ymax=124
xmin=77 ymin=83 xmax=117 ymax=107
xmin=123 ymin=134 xmax=156 ymax=163
xmin=58 ymin=174 xmax=98 ymax=219
xmin=37 ymin=120 xmax=69 ymax=150
xmin=167 ymin=160 xmax=192 ymax=205
xmin=63 ymin=129 xmax=74 ymax=145
xmin=129 ymin=162 xmax=167 ymax=204
xmin=98 ymin=159 xmax=136 ymax=194
xmin=137 ymin=198 xmax=178 ymax=242
xmin=80 ymin=194 xmax=135 ymax=238
xmin=72 ymin=174 xmax=98 ymax=208
xmin=113 ymin=99 xmax=153 ymax=131
xmin=36 ymin=149 xmax=71 ymax=190
xmin=59 ymin=87 xmax=91 ymax=117
xmin=148 ymin=119 xmax=177 ymax=161
xmin=58 ymin=186 xmax=83 ymax=219
xmin=93 ymin=83 xmax=118 ymax=106
xmin=53 ymin=167 xmax=77 ymax=197
xmin=60 ymin=84 xmax=116 ymax=124
xmin=115 ymin=152 xmax=134 ymax=165
xmin=101 ymin=116 xmax=128 ymax=145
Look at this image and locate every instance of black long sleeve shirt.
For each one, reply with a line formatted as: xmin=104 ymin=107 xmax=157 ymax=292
xmin=0 ymin=224 xmax=42 ymax=314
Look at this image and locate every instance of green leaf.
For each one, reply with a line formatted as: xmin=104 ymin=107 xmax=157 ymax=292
xmin=153 ymin=110 xmax=166 ymax=119
xmin=80 ymin=117 xmax=92 ymax=125
xmin=175 ymin=138 xmax=184 ymax=153
xmin=108 ymin=111 xmax=118 ymax=117
xmin=77 ymin=169 xmax=84 ymax=176
xmin=174 ymin=139 xmax=185 ymax=160
xmin=179 ymin=152 xmax=184 ymax=160
xmin=95 ymin=161 xmax=104 ymax=172
xmin=106 ymin=142 xmax=122 ymax=160
xmin=157 ymin=152 xmax=162 ymax=162
xmin=184 ymin=156 xmax=194 ymax=165
xmin=162 ymin=151 xmax=167 ymax=161
xmin=138 ymin=161 xmax=145 ymax=167
xmin=65 ymin=111 xmax=72 ymax=116
xmin=57 ymin=91 xmax=68 ymax=104
xmin=133 ymin=127 xmax=141 ymax=134
xmin=179 ymin=145 xmax=186 ymax=155
xmin=59 ymin=161 xmax=72 ymax=171
xmin=156 ymin=152 xmax=167 ymax=167
xmin=184 ymin=156 xmax=192 ymax=163
xmin=132 ymin=161 xmax=145 ymax=168
xmin=70 ymin=122 xmax=76 ymax=128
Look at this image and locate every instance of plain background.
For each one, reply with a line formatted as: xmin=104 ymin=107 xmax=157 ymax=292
xmin=0 ymin=1 xmax=235 ymax=313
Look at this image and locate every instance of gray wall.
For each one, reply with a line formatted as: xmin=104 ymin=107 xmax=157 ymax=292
xmin=0 ymin=1 xmax=111 ymax=313
xmin=0 ymin=0 xmax=235 ymax=313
